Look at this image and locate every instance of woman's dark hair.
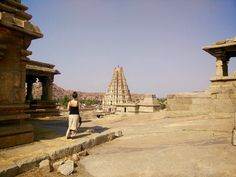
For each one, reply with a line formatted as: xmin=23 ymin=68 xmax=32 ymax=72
xmin=72 ymin=91 xmax=78 ymax=99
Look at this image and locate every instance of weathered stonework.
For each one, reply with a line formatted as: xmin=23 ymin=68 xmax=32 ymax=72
xmin=103 ymin=66 xmax=160 ymax=114
xmin=103 ymin=66 xmax=132 ymax=113
xmin=138 ymin=94 xmax=160 ymax=113
xmin=167 ymin=92 xmax=211 ymax=117
xmin=25 ymin=60 xmax=60 ymax=118
xmin=116 ymin=103 xmax=139 ymax=113
xmin=167 ymin=36 xmax=236 ymax=133
xmin=0 ymin=0 xmax=42 ymax=148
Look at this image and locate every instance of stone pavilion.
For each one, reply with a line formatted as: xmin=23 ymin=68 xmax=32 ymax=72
xmin=0 ymin=0 xmax=59 ymax=148
xmin=167 ymin=36 xmax=236 ymax=117
xmin=167 ymin=36 xmax=236 ymax=143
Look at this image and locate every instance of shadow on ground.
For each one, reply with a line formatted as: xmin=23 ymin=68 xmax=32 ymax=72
xmin=29 ymin=118 xmax=109 ymax=141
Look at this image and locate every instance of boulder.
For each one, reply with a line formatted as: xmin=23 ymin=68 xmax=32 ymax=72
xmin=39 ymin=159 xmax=51 ymax=172
xmin=58 ymin=160 xmax=74 ymax=176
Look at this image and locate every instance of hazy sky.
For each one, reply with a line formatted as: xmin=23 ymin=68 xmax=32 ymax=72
xmin=22 ymin=0 xmax=236 ymax=97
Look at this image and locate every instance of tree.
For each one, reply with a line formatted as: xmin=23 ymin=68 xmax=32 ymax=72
xmin=158 ymin=98 xmax=167 ymax=110
xmin=60 ymin=95 xmax=70 ymax=108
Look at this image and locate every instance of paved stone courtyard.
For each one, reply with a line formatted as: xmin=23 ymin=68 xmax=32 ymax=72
xmin=10 ymin=111 xmax=236 ymax=177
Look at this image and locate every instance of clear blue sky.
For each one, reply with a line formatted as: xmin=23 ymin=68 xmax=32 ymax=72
xmin=22 ymin=0 xmax=236 ymax=97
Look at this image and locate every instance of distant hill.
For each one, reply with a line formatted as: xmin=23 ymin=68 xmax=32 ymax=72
xmin=31 ymin=82 xmax=145 ymax=102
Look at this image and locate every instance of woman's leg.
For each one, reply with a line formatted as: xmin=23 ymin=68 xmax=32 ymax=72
xmin=66 ymin=115 xmax=72 ymax=138
xmin=66 ymin=129 xmax=71 ymax=138
xmin=69 ymin=115 xmax=79 ymax=137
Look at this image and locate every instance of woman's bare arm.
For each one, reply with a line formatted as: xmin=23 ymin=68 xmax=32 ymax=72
xmin=78 ymin=101 xmax=81 ymax=112
xmin=67 ymin=101 xmax=70 ymax=111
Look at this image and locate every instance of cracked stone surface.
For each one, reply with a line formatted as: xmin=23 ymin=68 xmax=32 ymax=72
xmin=14 ymin=111 xmax=236 ymax=177
xmin=79 ymin=112 xmax=236 ymax=177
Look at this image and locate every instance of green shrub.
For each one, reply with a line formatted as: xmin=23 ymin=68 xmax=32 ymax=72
xmin=59 ymin=95 xmax=70 ymax=108
xmin=158 ymin=98 xmax=167 ymax=110
xmin=80 ymin=99 xmax=102 ymax=107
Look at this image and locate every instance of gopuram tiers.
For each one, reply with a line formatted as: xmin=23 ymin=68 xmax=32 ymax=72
xmin=103 ymin=66 xmax=132 ymax=112
xmin=0 ymin=0 xmax=43 ymax=148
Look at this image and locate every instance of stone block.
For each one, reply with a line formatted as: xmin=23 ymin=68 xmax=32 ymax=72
xmin=181 ymin=98 xmax=193 ymax=104
xmin=81 ymin=139 xmax=95 ymax=150
xmin=107 ymin=132 xmax=116 ymax=141
xmin=48 ymin=145 xmax=72 ymax=161
xmin=71 ymin=154 xmax=80 ymax=161
xmin=190 ymin=104 xmax=210 ymax=113
xmin=58 ymin=160 xmax=74 ymax=176
xmin=39 ymin=159 xmax=51 ymax=173
xmin=213 ymin=99 xmax=235 ymax=113
xmin=116 ymin=131 xmax=123 ymax=137
xmin=52 ymin=158 xmax=66 ymax=171
xmin=94 ymin=134 xmax=108 ymax=146
xmin=192 ymin=98 xmax=211 ymax=105
xmin=69 ymin=143 xmax=82 ymax=155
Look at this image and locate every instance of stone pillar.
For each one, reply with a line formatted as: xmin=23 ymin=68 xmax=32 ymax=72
xmin=40 ymin=75 xmax=54 ymax=101
xmin=26 ymin=76 xmax=36 ymax=101
xmin=215 ymin=51 xmax=229 ymax=77
xmin=222 ymin=59 xmax=229 ymax=76
xmin=48 ymin=76 xmax=54 ymax=101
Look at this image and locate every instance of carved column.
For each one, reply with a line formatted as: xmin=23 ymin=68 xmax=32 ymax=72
xmin=47 ymin=75 xmax=54 ymax=101
xmin=26 ymin=76 xmax=36 ymax=101
xmin=40 ymin=75 xmax=53 ymax=101
xmin=215 ymin=50 xmax=229 ymax=77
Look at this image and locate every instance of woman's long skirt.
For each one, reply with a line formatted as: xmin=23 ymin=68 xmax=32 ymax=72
xmin=66 ymin=114 xmax=79 ymax=138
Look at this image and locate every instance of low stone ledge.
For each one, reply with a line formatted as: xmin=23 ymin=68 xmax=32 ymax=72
xmin=81 ymin=138 xmax=95 ymax=150
xmin=14 ymin=153 xmax=48 ymax=174
xmin=48 ymin=144 xmax=73 ymax=161
xmin=94 ymin=134 xmax=109 ymax=146
xmin=0 ymin=131 xmax=122 ymax=177
xmin=107 ymin=132 xmax=115 ymax=140
xmin=0 ymin=164 xmax=19 ymax=177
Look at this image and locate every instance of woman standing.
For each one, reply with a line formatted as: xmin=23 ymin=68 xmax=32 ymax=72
xmin=66 ymin=91 xmax=81 ymax=139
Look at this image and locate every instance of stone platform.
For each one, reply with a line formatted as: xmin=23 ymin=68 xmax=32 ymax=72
xmin=3 ymin=111 xmax=236 ymax=177
xmin=0 ymin=115 xmax=122 ymax=177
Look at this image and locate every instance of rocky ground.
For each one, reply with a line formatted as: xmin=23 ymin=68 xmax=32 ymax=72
xmin=15 ymin=111 xmax=236 ymax=177
xmin=16 ymin=163 xmax=94 ymax=177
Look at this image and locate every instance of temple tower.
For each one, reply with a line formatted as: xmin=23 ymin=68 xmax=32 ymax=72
xmin=0 ymin=0 xmax=43 ymax=148
xmin=103 ymin=66 xmax=132 ymax=112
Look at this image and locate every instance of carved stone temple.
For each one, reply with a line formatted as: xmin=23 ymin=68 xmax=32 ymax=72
xmin=0 ymin=0 xmax=59 ymax=148
xmin=103 ymin=66 xmax=160 ymax=113
xmin=102 ymin=66 xmax=132 ymax=112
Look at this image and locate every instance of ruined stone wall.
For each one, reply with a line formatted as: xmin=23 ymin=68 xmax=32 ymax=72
xmin=116 ymin=104 xmax=139 ymax=113
xmin=167 ymin=92 xmax=212 ymax=117
xmin=167 ymin=86 xmax=236 ymax=121
xmin=139 ymin=106 xmax=159 ymax=113
xmin=209 ymin=79 xmax=236 ymax=119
